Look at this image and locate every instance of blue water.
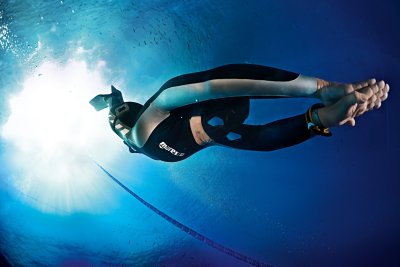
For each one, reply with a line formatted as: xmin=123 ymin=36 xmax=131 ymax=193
xmin=1 ymin=0 xmax=399 ymax=266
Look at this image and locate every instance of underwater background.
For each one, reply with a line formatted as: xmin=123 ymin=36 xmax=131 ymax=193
xmin=0 ymin=0 xmax=399 ymax=266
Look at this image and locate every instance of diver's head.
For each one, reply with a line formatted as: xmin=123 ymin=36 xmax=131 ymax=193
xmin=108 ymin=101 xmax=143 ymax=141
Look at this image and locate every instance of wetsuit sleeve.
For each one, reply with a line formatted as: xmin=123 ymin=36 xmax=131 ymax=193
xmin=149 ymin=64 xmax=317 ymax=112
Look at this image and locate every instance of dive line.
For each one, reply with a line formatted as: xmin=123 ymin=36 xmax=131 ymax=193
xmin=94 ymin=162 xmax=273 ymax=267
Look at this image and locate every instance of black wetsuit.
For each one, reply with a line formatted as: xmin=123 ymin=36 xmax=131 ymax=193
xmin=108 ymin=64 xmax=317 ymax=162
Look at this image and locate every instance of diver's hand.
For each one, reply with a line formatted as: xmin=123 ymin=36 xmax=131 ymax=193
xmin=317 ymin=81 xmax=389 ymax=128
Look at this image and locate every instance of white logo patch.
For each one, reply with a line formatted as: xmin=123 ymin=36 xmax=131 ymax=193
xmin=159 ymin=142 xmax=185 ymax=157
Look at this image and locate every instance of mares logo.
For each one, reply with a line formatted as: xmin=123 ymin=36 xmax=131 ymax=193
xmin=159 ymin=142 xmax=185 ymax=157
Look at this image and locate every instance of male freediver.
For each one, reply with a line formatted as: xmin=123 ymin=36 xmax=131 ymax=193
xmin=90 ymin=64 xmax=389 ymax=162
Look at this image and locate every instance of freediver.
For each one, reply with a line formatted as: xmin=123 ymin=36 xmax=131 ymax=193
xmin=90 ymin=64 xmax=389 ymax=162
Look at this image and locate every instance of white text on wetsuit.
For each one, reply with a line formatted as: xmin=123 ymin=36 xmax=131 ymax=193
xmin=159 ymin=142 xmax=185 ymax=157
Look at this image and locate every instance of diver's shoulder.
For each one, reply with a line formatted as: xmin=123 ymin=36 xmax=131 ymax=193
xmin=130 ymin=104 xmax=170 ymax=148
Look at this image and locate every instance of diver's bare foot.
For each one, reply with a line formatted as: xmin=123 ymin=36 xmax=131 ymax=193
xmin=354 ymin=81 xmax=389 ymax=116
xmin=317 ymin=82 xmax=389 ymax=128
xmin=316 ymin=78 xmax=387 ymax=104
xmin=316 ymin=78 xmax=389 ymax=115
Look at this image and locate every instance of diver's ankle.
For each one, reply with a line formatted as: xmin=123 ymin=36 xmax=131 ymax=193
xmin=314 ymin=78 xmax=331 ymax=100
xmin=316 ymin=78 xmax=330 ymax=90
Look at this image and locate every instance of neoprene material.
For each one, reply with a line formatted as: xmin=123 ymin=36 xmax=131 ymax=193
xmin=99 ymin=64 xmax=316 ymax=162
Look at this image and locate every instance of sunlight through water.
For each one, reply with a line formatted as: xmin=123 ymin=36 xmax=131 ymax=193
xmin=1 ymin=58 xmax=122 ymax=214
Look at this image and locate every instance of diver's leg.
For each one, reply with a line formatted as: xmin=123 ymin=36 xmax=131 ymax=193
xmin=212 ymin=114 xmax=312 ymax=152
xmin=154 ymin=64 xmax=388 ymax=113
xmin=212 ymin=85 xmax=389 ymax=151
xmin=155 ymin=64 xmax=318 ymax=108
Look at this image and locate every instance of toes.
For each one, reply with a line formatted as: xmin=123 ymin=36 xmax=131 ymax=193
xmin=352 ymin=83 xmax=363 ymax=90
xmin=373 ymin=83 xmax=389 ymax=107
xmin=369 ymin=82 xmax=388 ymax=108
xmin=368 ymin=98 xmax=376 ymax=110
xmin=381 ymin=92 xmax=389 ymax=102
xmin=343 ymin=84 xmax=354 ymax=94
xmin=356 ymin=80 xmax=384 ymax=96
xmin=353 ymin=79 xmax=376 ymax=90
xmin=324 ymin=79 xmax=389 ymax=110
xmin=381 ymin=84 xmax=389 ymax=101
xmin=333 ymin=79 xmax=388 ymax=127
xmin=353 ymin=81 xmax=389 ymax=111
xmin=371 ymin=83 xmax=380 ymax=94
xmin=371 ymin=94 xmax=378 ymax=104
xmin=359 ymin=83 xmax=380 ymax=98
xmin=353 ymin=90 xmax=370 ymax=104
xmin=377 ymin=80 xmax=386 ymax=90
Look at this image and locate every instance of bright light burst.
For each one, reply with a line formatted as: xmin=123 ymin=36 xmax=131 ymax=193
xmin=2 ymin=59 xmax=122 ymax=214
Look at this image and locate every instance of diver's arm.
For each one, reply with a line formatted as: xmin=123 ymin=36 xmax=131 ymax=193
xmin=151 ymin=64 xmax=317 ymax=112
